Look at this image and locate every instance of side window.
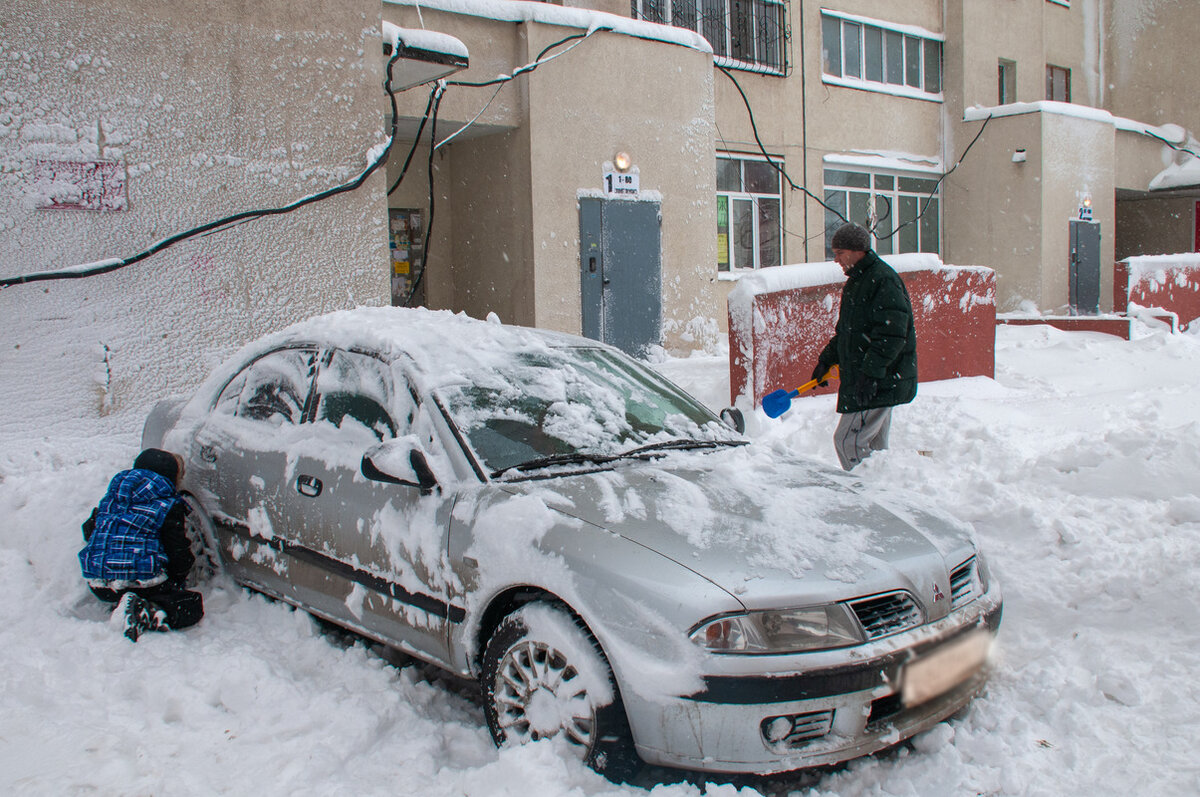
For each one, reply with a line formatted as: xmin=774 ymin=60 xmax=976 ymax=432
xmin=214 ymin=348 xmax=318 ymax=426
xmin=314 ymin=350 xmax=408 ymax=442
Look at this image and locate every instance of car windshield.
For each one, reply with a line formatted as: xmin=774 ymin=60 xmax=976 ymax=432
xmin=437 ymin=346 xmax=741 ymax=475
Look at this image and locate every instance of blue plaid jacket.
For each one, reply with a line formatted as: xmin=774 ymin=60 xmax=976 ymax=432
xmin=79 ymin=469 xmax=179 ymax=587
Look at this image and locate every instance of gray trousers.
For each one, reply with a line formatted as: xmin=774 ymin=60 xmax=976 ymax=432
xmin=834 ymin=406 xmax=893 ymax=470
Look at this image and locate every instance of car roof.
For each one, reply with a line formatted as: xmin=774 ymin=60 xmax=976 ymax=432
xmin=203 ymin=307 xmax=609 ymax=398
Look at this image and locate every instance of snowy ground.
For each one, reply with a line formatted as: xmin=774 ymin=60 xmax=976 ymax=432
xmin=2 ymin=320 xmax=1199 ymax=796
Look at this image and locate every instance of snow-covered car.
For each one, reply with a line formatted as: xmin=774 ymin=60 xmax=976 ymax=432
xmin=143 ymin=307 xmax=1002 ymax=778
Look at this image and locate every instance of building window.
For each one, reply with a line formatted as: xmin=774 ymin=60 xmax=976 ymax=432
xmin=631 ymin=0 xmax=787 ymax=73
xmin=998 ymin=59 xmax=1016 ymax=104
xmin=1046 ymin=64 xmax=1071 ymax=102
xmin=821 ymin=11 xmax=942 ymax=98
xmin=823 ymin=168 xmax=940 ymax=258
xmin=717 ymin=154 xmax=783 ymax=271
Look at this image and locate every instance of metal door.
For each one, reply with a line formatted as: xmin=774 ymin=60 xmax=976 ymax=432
xmin=579 ymin=197 xmax=662 ymax=357
xmin=1069 ymin=220 xmax=1101 ymax=315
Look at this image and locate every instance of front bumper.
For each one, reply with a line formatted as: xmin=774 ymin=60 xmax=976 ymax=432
xmin=625 ymin=590 xmax=1003 ymax=775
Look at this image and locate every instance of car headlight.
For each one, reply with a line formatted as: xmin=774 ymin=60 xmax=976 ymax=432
xmin=975 ymin=552 xmax=992 ymax=594
xmin=689 ymin=605 xmax=865 ymax=654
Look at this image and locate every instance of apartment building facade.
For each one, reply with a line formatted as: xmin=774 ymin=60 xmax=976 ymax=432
xmin=383 ymin=0 xmax=1199 ymax=344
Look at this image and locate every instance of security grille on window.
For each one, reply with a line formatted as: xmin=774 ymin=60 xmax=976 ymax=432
xmin=718 ymin=155 xmax=783 ymax=271
xmin=821 ymin=12 xmax=942 ymax=97
xmin=823 ymin=168 xmax=940 ymax=259
xmin=631 ymin=0 xmax=787 ymax=73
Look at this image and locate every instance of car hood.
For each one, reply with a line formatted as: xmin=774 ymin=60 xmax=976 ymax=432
xmin=503 ymin=447 xmax=977 ymax=611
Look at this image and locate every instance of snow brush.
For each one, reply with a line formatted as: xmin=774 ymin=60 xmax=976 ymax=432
xmin=761 ymin=365 xmax=839 ymax=418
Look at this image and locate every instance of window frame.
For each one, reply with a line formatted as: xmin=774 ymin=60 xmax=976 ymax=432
xmin=820 ymin=10 xmax=944 ymax=102
xmin=822 ymin=166 xmax=942 ymax=259
xmin=630 ymin=0 xmax=788 ymax=74
xmin=717 ymin=153 xmax=784 ymax=273
xmin=1046 ymin=63 xmax=1071 ymax=102
xmin=214 ymin=346 xmax=319 ymax=427
xmin=998 ymin=58 xmax=1017 ymax=104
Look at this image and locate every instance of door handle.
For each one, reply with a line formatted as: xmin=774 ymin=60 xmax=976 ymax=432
xmin=296 ymin=475 xmax=323 ymax=498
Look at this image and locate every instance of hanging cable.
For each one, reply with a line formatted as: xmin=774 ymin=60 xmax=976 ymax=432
xmin=717 ymin=64 xmax=848 ymax=225
xmin=2 ymin=49 xmax=409 ymax=289
xmin=388 ymin=84 xmax=439 ymax=196
xmin=397 ymin=26 xmax=616 ymax=305
xmin=872 ymin=113 xmax=992 ymax=243
xmin=401 ymin=82 xmax=445 ymax=308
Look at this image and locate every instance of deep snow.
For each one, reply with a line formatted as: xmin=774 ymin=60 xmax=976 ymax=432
xmin=2 ymin=319 xmax=1199 ymax=796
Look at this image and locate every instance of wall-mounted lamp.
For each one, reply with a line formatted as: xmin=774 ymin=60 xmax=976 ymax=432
xmin=1012 ymin=147 xmax=1027 ymax=164
xmin=1078 ymin=192 xmax=1094 ymax=221
xmin=614 ymin=151 xmax=633 ymax=172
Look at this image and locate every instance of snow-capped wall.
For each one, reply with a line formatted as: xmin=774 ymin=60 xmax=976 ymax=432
xmin=1115 ymin=253 xmax=1200 ymax=332
xmin=727 ymin=255 xmax=996 ymax=408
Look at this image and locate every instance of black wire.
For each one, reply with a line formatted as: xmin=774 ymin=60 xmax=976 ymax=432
xmin=1 ymin=51 xmax=406 ymax=289
xmin=447 ymin=28 xmax=612 ymax=89
xmin=1145 ymin=129 xmax=1200 ymax=161
xmin=402 ymin=85 xmax=444 ymax=308
xmin=872 ymin=114 xmax=992 ymax=243
xmin=717 ymin=64 xmax=848 ymax=225
xmin=388 ymin=85 xmax=438 ymax=196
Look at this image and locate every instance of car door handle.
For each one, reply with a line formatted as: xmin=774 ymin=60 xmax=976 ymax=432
xmin=296 ymin=475 xmax=323 ymax=498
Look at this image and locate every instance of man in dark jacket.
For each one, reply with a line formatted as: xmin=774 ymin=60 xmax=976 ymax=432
xmin=79 ymin=448 xmax=204 ymax=641
xmin=812 ymin=223 xmax=917 ymax=470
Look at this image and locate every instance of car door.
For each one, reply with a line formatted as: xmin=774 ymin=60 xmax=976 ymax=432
xmin=187 ymin=346 xmax=318 ymax=594
xmin=274 ymin=348 xmax=457 ymax=666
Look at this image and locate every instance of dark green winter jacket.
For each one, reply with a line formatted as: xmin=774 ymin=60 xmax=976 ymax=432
xmin=817 ymin=250 xmax=918 ymax=413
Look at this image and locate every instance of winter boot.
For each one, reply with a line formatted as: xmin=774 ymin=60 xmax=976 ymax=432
xmin=117 ymin=592 xmax=163 ymax=642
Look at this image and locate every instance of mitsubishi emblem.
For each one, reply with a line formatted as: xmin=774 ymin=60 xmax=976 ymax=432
xmin=933 ymin=583 xmax=945 ymax=602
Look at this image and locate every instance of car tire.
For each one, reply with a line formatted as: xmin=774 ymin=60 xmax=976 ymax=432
xmin=481 ymin=601 xmax=639 ymax=781
xmin=181 ymin=495 xmax=223 ymax=584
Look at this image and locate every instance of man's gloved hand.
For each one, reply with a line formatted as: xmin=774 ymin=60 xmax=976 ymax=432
xmin=811 ymin=360 xmax=833 ymax=387
xmin=855 ymin=376 xmax=879 ymax=406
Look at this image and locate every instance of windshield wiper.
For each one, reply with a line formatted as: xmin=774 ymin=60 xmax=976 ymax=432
xmin=490 ymin=452 xmax=616 ymax=479
xmin=614 ymin=438 xmax=746 ymax=459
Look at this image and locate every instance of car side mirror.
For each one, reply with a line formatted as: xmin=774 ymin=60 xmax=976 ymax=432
xmin=362 ymin=438 xmax=438 ymax=495
xmin=719 ymin=407 xmax=745 ymax=434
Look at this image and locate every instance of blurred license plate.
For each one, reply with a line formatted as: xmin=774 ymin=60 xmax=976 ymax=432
xmin=902 ymin=629 xmax=991 ymax=707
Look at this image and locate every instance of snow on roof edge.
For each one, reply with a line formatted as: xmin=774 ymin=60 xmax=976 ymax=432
xmin=964 ymin=101 xmax=1185 ymax=145
xmin=383 ymin=0 xmax=712 ymax=55
xmin=382 ymin=20 xmax=469 ymax=60
xmin=824 ymin=150 xmax=943 ymax=174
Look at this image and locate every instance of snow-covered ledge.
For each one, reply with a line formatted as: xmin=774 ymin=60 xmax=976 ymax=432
xmin=384 ymin=0 xmax=712 ymax=54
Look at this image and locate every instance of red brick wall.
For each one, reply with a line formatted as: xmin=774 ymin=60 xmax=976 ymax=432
xmin=728 ymin=261 xmax=996 ymax=408
xmin=1115 ymin=257 xmax=1200 ymax=332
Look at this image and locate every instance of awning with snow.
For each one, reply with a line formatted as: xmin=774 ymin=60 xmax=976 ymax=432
xmin=382 ymin=21 xmax=469 ymax=91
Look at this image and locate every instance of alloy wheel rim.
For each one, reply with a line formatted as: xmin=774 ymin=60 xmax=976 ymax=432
xmin=494 ymin=639 xmax=596 ymax=749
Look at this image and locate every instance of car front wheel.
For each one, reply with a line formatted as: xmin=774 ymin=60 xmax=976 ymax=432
xmin=481 ymin=602 xmax=638 ymax=780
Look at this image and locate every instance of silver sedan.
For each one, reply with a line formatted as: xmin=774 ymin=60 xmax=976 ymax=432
xmin=143 ymin=307 xmax=1001 ymax=779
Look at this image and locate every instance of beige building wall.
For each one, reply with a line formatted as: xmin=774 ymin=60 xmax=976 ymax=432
xmin=383 ymin=4 xmax=717 ymax=350
xmin=0 ymin=0 xmax=390 ymax=421
xmin=942 ymin=113 xmax=1044 ymax=308
xmin=1105 ymin=0 xmax=1200 ymax=132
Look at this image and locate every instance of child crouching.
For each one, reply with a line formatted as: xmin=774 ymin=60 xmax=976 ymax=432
xmin=79 ymin=448 xmax=204 ymax=641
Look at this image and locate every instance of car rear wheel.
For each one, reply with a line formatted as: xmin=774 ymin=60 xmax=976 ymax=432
xmin=481 ymin=602 xmax=638 ymax=781
xmin=180 ymin=495 xmax=223 ymax=583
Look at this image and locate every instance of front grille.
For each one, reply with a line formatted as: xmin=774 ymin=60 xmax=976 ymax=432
xmin=950 ymin=558 xmax=977 ymax=609
xmin=761 ymin=710 xmax=834 ymax=749
xmin=850 ymin=591 xmax=923 ymax=639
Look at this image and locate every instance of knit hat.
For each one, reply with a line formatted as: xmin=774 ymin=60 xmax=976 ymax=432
xmin=133 ymin=448 xmax=180 ymax=484
xmin=830 ymin=222 xmax=871 ymax=252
